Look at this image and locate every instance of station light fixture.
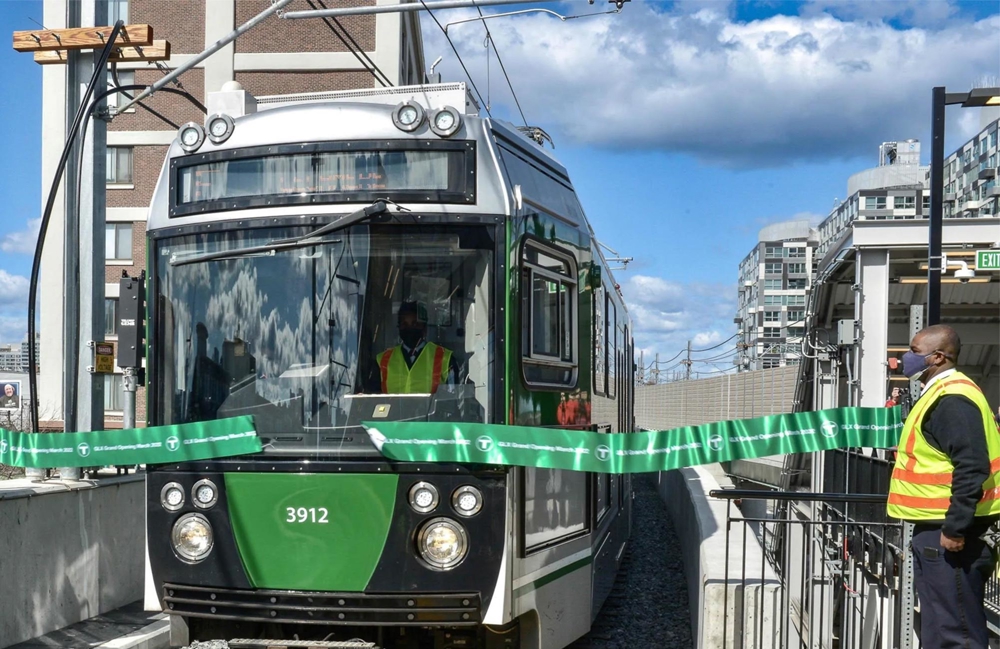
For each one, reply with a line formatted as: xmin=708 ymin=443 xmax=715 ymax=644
xmin=160 ymin=482 xmax=185 ymax=512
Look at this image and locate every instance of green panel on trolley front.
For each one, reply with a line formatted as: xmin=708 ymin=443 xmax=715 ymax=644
xmin=225 ymin=473 xmax=398 ymax=591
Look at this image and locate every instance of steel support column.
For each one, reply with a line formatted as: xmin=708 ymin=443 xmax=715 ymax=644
xmin=856 ymin=249 xmax=890 ymax=408
xmin=927 ymin=86 xmax=945 ymax=325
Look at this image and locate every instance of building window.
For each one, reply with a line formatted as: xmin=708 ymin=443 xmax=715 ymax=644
xmin=106 ymin=146 xmax=133 ymax=184
xmin=785 ymin=247 xmax=805 ymax=258
xmin=787 ymin=263 xmax=806 ymax=275
xmin=762 ymin=358 xmax=781 ymax=369
xmin=108 ymin=70 xmax=134 ymax=110
xmin=764 ymin=262 xmax=783 ymax=275
xmin=106 ymin=223 xmax=132 ymax=261
xmin=763 ymin=295 xmax=781 ymax=306
xmin=787 ymin=327 xmax=805 ymax=338
xmin=787 ymin=278 xmax=807 ymax=290
xmin=787 ymin=295 xmax=806 ymax=306
xmin=763 ymin=327 xmax=781 ymax=338
xmin=104 ymin=373 xmax=123 ymax=411
xmin=786 ymin=309 xmax=805 ymax=323
xmin=107 ymin=0 xmax=128 ymax=24
xmin=865 ymin=196 xmax=887 ymax=210
xmin=764 ymin=279 xmax=782 ymax=290
xmin=894 ymin=196 xmax=915 ymax=209
xmin=765 ymin=246 xmax=783 ymax=258
xmin=764 ymin=310 xmax=781 ymax=322
xmin=923 ymin=195 xmax=930 ymax=211
xmin=104 ymin=299 xmax=118 ymax=336
xmin=520 ymin=239 xmax=577 ymax=387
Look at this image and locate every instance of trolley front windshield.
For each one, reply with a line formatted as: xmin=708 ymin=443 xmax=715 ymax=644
xmin=154 ymin=222 xmax=494 ymax=456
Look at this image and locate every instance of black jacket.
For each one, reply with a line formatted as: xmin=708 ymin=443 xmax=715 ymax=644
xmin=921 ymin=393 xmax=996 ymax=538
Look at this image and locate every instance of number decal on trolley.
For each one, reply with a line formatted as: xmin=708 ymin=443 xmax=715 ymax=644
xmin=285 ymin=507 xmax=329 ymax=523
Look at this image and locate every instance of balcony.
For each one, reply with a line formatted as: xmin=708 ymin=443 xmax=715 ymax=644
xmin=980 ymin=168 xmax=997 ymax=181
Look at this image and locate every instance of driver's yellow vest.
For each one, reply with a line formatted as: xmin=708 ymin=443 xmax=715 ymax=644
xmin=887 ymin=371 xmax=1000 ymax=520
xmin=377 ymin=343 xmax=451 ymax=394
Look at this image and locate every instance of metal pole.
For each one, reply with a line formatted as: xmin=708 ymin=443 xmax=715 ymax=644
xmin=927 ymin=86 xmax=945 ymax=326
xmin=684 ymin=340 xmax=691 ymax=381
xmin=122 ymin=367 xmax=137 ymax=429
xmin=60 ymin=0 xmax=108 ymax=480
xmin=283 ymin=0 xmax=559 ymax=20
xmin=117 ymin=0 xmax=294 ymax=113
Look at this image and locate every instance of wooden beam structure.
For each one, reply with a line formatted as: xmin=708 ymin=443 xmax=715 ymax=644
xmin=12 ymin=24 xmax=153 ymax=52
xmin=33 ymin=39 xmax=171 ymax=65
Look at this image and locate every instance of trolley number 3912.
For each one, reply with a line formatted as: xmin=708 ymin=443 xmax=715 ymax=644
xmin=285 ymin=507 xmax=329 ymax=523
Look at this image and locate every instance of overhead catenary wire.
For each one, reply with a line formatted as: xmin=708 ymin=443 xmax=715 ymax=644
xmin=472 ymin=0 xmax=527 ymax=125
xmin=418 ymin=0 xmax=491 ymax=117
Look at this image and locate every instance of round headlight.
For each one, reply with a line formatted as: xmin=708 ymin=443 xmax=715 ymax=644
xmin=171 ymin=513 xmax=214 ymax=563
xmin=408 ymin=481 xmax=439 ymax=514
xmin=205 ymin=113 xmax=235 ymax=144
xmin=417 ymin=517 xmax=468 ymax=570
xmin=451 ymin=485 xmax=483 ymax=517
xmin=392 ymin=101 xmax=425 ymax=132
xmin=178 ymin=122 xmax=205 ymax=153
xmin=429 ymin=106 xmax=462 ymax=138
xmin=160 ymin=482 xmax=185 ymax=512
xmin=191 ymin=478 xmax=218 ymax=510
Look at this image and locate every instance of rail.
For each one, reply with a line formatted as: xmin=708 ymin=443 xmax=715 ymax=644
xmin=710 ymin=488 xmax=1000 ymax=648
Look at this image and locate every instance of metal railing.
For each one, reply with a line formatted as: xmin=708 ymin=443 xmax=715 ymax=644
xmin=711 ymin=489 xmax=910 ymax=649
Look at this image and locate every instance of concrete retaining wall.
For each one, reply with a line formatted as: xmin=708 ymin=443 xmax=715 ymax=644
xmin=0 ymin=475 xmax=145 ymax=648
xmin=658 ymin=464 xmax=783 ymax=649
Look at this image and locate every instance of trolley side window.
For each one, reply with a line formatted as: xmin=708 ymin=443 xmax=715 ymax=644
xmin=520 ymin=238 xmax=578 ymax=388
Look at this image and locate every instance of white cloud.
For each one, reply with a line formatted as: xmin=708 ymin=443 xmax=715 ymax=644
xmin=1 ymin=218 xmax=40 ymax=255
xmin=622 ymin=274 xmax=737 ymax=376
xmin=423 ymin=5 xmax=999 ymax=166
xmin=0 ymin=270 xmax=28 ymax=306
xmin=0 ymin=315 xmax=27 ymax=345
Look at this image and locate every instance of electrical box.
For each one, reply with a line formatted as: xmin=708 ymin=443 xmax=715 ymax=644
xmin=117 ymin=271 xmax=146 ymax=374
xmin=837 ymin=319 xmax=857 ymax=346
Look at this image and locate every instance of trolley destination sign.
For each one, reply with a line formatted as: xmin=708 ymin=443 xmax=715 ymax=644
xmin=977 ymin=249 xmax=1000 ymax=271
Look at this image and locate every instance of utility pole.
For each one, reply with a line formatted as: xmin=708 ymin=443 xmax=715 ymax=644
xmin=62 ymin=0 xmax=108 ymax=479
xmin=652 ymin=353 xmax=659 ymax=385
xmin=638 ymin=350 xmax=644 ymax=384
xmin=683 ymin=340 xmax=692 ymax=381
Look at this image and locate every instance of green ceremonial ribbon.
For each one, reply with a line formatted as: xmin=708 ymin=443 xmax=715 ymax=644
xmin=0 ymin=416 xmax=261 ymax=469
xmin=363 ymin=406 xmax=903 ymax=474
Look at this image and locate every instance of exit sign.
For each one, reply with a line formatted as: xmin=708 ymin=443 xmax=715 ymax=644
xmin=977 ymin=250 xmax=1000 ymax=271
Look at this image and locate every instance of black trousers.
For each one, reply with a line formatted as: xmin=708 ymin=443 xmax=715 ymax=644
xmin=912 ymin=525 xmax=996 ymax=649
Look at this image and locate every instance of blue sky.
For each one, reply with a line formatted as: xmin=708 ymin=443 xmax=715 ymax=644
xmin=0 ymin=0 xmax=998 ymax=377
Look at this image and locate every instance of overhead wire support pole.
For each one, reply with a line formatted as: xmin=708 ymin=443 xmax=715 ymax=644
xmin=283 ymin=0 xmax=561 ymax=20
xmin=116 ymin=0 xmax=294 ymax=113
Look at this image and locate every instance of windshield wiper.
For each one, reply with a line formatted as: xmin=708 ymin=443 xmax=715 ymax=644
xmin=169 ymin=201 xmax=388 ymax=267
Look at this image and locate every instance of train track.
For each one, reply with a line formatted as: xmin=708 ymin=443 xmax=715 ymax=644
xmin=568 ymin=476 xmax=693 ymax=649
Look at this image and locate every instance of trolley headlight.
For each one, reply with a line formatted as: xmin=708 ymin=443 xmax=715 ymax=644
xmin=392 ymin=101 xmax=425 ymax=132
xmin=451 ymin=485 xmax=483 ymax=517
xmin=160 ymin=482 xmax=185 ymax=512
xmin=429 ymin=106 xmax=462 ymax=138
xmin=171 ymin=513 xmax=214 ymax=563
xmin=191 ymin=479 xmax=218 ymax=510
xmin=408 ymin=481 xmax=439 ymax=513
xmin=205 ymin=113 xmax=235 ymax=144
xmin=417 ymin=517 xmax=468 ymax=570
xmin=178 ymin=122 xmax=205 ymax=153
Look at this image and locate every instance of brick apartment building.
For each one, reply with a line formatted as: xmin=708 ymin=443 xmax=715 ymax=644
xmin=39 ymin=0 xmax=425 ymax=427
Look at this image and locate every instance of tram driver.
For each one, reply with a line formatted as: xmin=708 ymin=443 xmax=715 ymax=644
xmin=373 ymin=301 xmax=459 ymax=395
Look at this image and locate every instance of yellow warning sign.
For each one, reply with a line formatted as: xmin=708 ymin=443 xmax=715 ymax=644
xmin=95 ymin=342 xmax=115 ymax=374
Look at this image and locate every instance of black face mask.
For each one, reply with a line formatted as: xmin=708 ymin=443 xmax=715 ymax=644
xmin=399 ymin=327 xmax=423 ymax=348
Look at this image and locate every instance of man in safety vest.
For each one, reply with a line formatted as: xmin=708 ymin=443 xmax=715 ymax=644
xmin=887 ymin=324 xmax=1000 ymax=649
xmin=376 ymin=301 xmax=458 ymax=394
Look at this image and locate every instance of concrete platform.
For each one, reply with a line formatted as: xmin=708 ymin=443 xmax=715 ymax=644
xmin=6 ymin=601 xmax=166 ymax=649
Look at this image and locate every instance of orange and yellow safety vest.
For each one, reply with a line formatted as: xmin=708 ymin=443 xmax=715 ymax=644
xmin=887 ymin=371 xmax=1000 ymax=521
xmin=377 ymin=343 xmax=451 ymax=394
